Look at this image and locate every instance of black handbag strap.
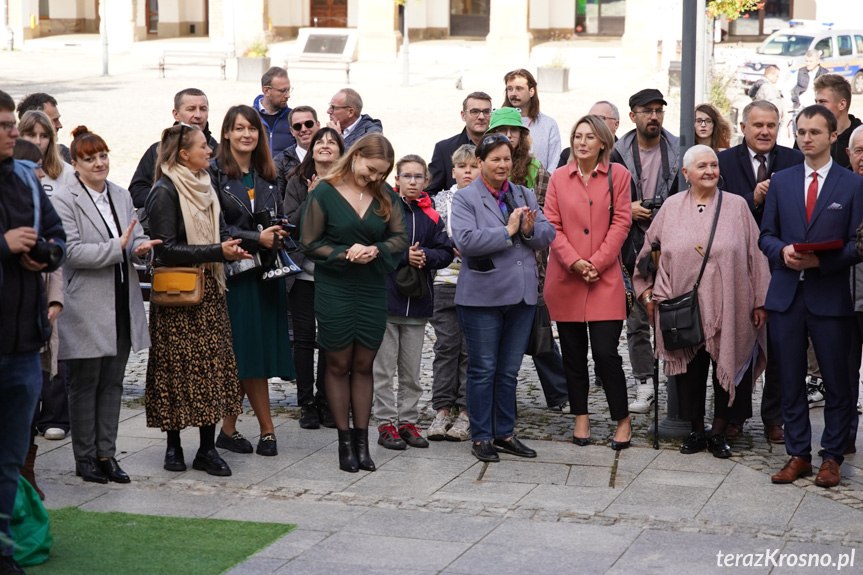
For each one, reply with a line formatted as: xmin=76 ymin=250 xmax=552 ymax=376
xmin=693 ymin=190 xmax=722 ymax=290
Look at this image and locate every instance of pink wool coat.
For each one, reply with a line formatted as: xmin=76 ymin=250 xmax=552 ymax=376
xmin=544 ymin=161 xmax=632 ymax=322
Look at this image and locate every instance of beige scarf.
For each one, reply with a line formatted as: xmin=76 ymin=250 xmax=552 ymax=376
xmin=161 ymin=162 xmax=226 ymax=293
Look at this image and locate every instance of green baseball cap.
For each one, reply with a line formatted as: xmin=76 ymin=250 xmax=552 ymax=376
xmin=486 ymin=107 xmax=526 ymax=133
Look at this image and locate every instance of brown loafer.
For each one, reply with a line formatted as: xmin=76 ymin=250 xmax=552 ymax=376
xmin=771 ymin=456 xmax=812 ymax=484
xmin=814 ymin=459 xmax=841 ymax=488
xmin=725 ymin=423 xmax=743 ymax=439
xmin=764 ymin=425 xmax=784 ymax=444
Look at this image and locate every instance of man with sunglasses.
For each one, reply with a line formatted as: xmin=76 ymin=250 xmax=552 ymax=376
xmin=427 ymin=91 xmax=492 ymax=194
xmin=275 ymin=106 xmax=320 ymax=200
xmin=326 ymin=88 xmax=382 ymax=150
xmin=610 ymin=88 xmax=680 ymax=415
xmin=254 ymin=66 xmax=295 ymax=157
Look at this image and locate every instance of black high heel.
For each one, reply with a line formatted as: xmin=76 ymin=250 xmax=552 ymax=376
xmin=572 ymin=435 xmax=590 ymax=446
xmin=338 ymin=429 xmax=359 ymax=473
xmin=352 ymin=428 xmax=376 ymax=472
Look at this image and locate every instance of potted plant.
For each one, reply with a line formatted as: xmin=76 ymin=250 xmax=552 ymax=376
xmin=237 ymin=36 xmax=272 ymax=82
xmin=537 ymin=31 xmax=575 ymax=93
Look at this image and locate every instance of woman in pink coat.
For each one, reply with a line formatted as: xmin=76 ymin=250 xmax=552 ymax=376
xmin=544 ymin=115 xmax=633 ymax=449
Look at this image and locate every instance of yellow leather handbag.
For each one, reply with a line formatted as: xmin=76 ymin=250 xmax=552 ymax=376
xmin=150 ymin=267 xmax=204 ymax=307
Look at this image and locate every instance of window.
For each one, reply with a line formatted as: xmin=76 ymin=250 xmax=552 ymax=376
xmin=39 ymin=0 xmax=49 ymax=19
xmin=758 ymin=34 xmax=813 ymax=57
xmin=856 ymin=35 xmax=863 ymax=54
xmin=838 ymin=35 xmax=853 ymax=57
xmin=814 ymin=37 xmax=833 ymax=59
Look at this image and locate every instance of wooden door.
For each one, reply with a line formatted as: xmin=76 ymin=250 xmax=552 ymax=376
xmin=310 ymin=0 xmax=347 ymax=28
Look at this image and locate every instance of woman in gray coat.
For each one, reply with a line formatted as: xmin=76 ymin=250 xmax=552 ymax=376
xmin=52 ymin=127 xmax=160 ymax=484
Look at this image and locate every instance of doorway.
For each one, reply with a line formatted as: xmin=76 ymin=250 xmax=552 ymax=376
xmin=311 ymin=0 xmax=347 ymax=28
xmin=450 ymin=0 xmax=490 ymax=37
xmin=146 ymin=0 xmax=158 ymax=34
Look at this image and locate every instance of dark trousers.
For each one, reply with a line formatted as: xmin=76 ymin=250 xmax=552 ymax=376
xmin=675 ymin=347 xmax=753 ymax=424
xmin=557 ymin=320 xmax=629 ymax=421
xmin=0 ymin=353 xmax=41 ymax=556
xmin=846 ymin=311 xmax=862 ymax=448
xmin=288 ymin=279 xmax=326 ymax=405
xmin=531 ymin=340 xmax=570 ymax=408
xmin=429 ymin=284 xmax=468 ymax=411
xmin=760 ymin=325 xmax=784 ymax=426
xmin=35 ymin=360 xmax=70 ymax=435
xmin=770 ymin=287 xmax=855 ymax=465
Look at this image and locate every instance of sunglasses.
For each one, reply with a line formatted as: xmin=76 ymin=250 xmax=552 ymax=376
xmin=174 ymin=122 xmax=194 ymax=159
xmin=292 ymin=120 xmax=316 ymax=131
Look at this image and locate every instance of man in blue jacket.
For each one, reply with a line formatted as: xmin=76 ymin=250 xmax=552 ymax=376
xmin=254 ymin=66 xmax=295 ymax=157
xmin=0 ymin=89 xmax=66 ymax=574
xmin=326 ymin=88 xmax=382 ymax=149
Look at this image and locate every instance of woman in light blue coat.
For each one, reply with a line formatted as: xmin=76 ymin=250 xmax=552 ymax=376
xmin=450 ymin=133 xmax=555 ymax=463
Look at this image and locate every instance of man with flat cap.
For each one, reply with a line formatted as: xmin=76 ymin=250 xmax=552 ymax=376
xmin=610 ymin=88 xmax=681 ymax=413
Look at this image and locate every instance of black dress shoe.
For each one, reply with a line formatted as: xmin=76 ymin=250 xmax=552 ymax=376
xmin=472 ymin=440 xmax=499 ymax=462
xmin=299 ymin=401 xmax=321 ymax=429
xmin=352 ymin=428 xmax=376 ymax=471
xmin=215 ymin=429 xmax=253 ymax=454
xmin=572 ymin=435 xmax=590 ymax=446
xmin=611 ymin=431 xmax=632 ymax=451
xmin=256 ymin=433 xmax=278 ymax=456
xmin=338 ymin=429 xmax=359 ymax=472
xmin=97 ymin=457 xmax=131 ymax=483
xmin=76 ymin=457 xmax=108 ymax=484
xmin=317 ymin=399 xmax=337 ymax=428
xmin=493 ymin=436 xmax=537 ymax=458
xmin=164 ymin=447 xmax=187 ymax=472
xmin=192 ymin=448 xmax=232 ymax=476
xmin=680 ymin=432 xmax=708 ymax=454
xmin=707 ymin=434 xmax=732 ymax=459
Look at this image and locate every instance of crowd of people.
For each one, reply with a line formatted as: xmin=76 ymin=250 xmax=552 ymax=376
xmin=2 ymin=62 xmax=863 ymax=573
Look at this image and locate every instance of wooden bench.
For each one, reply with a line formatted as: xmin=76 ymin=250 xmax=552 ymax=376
xmin=285 ymin=57 xmax=352 ymax=83
xmin=159 ymin=50 xmax=234 ymax=80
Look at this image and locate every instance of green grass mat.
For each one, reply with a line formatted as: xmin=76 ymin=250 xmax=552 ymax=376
xmin=26 ymin=507 xmax=295 ymax=575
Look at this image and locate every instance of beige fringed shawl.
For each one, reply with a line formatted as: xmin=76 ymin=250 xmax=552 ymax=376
xmin=160 ymin=163 xmax=226 ymax=293
xmin=633 ymin=190 xmax=771 ymax=404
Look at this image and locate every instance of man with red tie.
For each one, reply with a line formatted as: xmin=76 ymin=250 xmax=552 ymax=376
xmin=759 ymin=105 xmax=863 ymax=488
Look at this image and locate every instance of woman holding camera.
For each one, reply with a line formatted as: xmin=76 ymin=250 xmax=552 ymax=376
xmin=633 ymin=145 xmax=770 ymax=458
xmin=209 ymin=105 xmax=294 ymax=457
xmin=52 ymin=126 xmax=160 ymax=484
xmin=145 ymin=123 xmax=249 ymax=477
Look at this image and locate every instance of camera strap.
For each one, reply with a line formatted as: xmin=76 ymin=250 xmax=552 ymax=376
xmin=629 ymin=135 xmax=670 ymax=201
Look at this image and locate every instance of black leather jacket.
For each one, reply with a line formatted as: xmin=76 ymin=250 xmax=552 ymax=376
xmin=146 ymin=176 xmax=228 ymax=267
xmin=208 ymin=159 xmax=281 ymax=254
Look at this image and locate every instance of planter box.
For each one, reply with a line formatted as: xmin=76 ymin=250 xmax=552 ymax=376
xmin=237 ymin=56 xmax=271 ymax=82
xmin=537 ymin=66 xmax=570 ymax=93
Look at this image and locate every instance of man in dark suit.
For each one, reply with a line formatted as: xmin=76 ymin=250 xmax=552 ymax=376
xmin=718 ymin=100 xmax=804 ymax=445
xmin=760 ymin=105 xmax=863 ymax=488
xmin=426 ymin=91 xmax=492 ymax=193
xmin=791 ymin=50 xmax=828 ymax=110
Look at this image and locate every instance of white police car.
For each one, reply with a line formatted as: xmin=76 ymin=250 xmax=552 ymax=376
xmin=738 ymin=21 xmax=863 ymax=94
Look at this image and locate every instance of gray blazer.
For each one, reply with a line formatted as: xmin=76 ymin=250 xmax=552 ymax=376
xmin=52 ymin=179 xmax=151 ymax=359
xmin=451 ymin=178 xmax=555 ymax=307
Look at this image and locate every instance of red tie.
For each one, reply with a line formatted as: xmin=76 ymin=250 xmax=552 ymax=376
xmin=806 ymin=172 xmax=818 ymax=223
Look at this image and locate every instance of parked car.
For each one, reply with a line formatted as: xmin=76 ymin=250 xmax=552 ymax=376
xmin=738 ymin=21 xmax=863 ymax=95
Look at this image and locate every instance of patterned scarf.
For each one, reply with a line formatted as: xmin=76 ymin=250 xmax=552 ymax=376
xmin=481 ymin=176 xmax=510 ymax=216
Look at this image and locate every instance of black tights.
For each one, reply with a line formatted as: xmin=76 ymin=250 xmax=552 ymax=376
xmin=166 ymin=424 xmax=216 ymax=454
xmin=324 ymin=342 xmax=378 ymax=431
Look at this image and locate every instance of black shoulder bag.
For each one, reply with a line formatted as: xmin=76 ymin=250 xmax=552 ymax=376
xmin=657 ymin=190 xmax=722 ymax=351
xmin=607 ymin=169 xmax=635 ymax=315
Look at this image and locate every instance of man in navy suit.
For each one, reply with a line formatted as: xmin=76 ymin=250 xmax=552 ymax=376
xmin=760 ymin=105 xmax=863 ymax=488
xmin=718 ymin=100 xmax=803 ymax=444
xmin=427 ymin=91 xmax=492 ymax=194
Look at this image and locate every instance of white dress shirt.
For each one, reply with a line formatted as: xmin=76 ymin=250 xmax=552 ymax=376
xmin=84 ymin=184 xmax=119 ymax=239
xmin=803 ymin=158 xmax=833 ymax=204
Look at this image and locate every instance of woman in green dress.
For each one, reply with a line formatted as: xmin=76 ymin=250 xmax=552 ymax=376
xmin=209 ymin=105 xmax=295 ymax=457
xmin=300 ymin=133 xmax=408 ymax=473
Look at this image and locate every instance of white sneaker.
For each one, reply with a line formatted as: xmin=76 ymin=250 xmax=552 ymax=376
xmin=806 ymin=376 xmax=825 ymax=408
xmin=43 ymin=427 xmax=66 ymax=440
xmin=446 ymin=411 xmax=471 ymax=442
xmin=628 ymin=383 xmax=655 ymax=414
xmin=427 ymin=410 xmax=452 ymax=441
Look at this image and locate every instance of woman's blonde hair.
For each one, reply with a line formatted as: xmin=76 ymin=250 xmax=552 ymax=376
xmin=568 ymin=115 xmax=615 ymax=166
xmin=321 ymin=133 xmax=395 ymax=221
xmin=18 ymin=110 xmax=63 ymax=180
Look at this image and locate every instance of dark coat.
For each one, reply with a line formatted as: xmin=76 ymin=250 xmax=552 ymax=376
xmin=791 ymin=65 xmax=828 ymax=108
xmin=342 ymin=114 xmax=383 ymax=149
xmin=0 ymin=158 xmax=66 ymax=354
xmin=717 ymin=143 xmax=804 ymax=226
xmin=427 ymin=129 xmax=473 ymax=193
xmin=275 ymin=145 xmax=302 ymax=202
xmin=254 ymin=95 xmax=295 ymax=157
xmin=385 ymin=194 xmax=454 ymax=318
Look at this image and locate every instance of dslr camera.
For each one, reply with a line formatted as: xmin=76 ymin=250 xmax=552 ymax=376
xmin=641 ymin=197 xmax=664 ymax=211
xmin=29 ymin=237 xmax=64 ymax=267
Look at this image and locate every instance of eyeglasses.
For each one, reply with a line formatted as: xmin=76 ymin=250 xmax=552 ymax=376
xmin=176 ymin=122 xmax=194 ymax=159
xmin=397 ymin=173 xmax=427 ymax=181
xmin=634 ymin=108 xmax=665 ymax=116
xmin=327 ymin=105 xmax=352 ymax=113
xmin=291 ymin=120 xmax=316 ymax=131
xmin=0 ymin=121 xmax=16 ymax=133
xmin=695 ymin=118 xmax=714 ymax=126
xmin=265 ymin=86 xmax=293 ymax=95
xmin=796 ymin=128 xmax=826 ymax=137
xmin=465 ymin=108 xmax=492 ymax=118
xmin=594 ymin=115 xmax=618 ymax=122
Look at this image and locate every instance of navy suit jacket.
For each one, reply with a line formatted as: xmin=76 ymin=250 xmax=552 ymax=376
xmin=427 ymin=130 xmax=473 ymax=194
xmin=759 ymin=162 xmax=863 ymax=316
xmin=717 ymin=143 xmax=803 ymax=226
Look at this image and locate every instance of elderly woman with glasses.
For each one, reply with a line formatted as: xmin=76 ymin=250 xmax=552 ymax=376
xmin=449 ymin=133 xmax=555 ymax=462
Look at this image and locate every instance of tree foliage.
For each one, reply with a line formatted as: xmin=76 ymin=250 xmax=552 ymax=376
xmin=707 ymin=0 xmax=764 ymax=20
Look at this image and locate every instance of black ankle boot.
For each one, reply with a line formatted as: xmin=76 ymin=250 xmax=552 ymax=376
xmin=338 ymin=429 xmax=359 ymax=473
xmin=352 ymin=427 xmax=376 ymax=472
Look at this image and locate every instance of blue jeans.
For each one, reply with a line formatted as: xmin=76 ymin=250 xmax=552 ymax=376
xmin=457 ymin=303 xmax=535 ymax=442
xmin=0 ymin=353 xmax=42 ymax=556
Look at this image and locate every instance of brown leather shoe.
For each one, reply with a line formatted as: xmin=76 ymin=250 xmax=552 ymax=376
xmin=814 ymin=459 xmax=841 ymax=488
xmin=725 ymin=423 xmax=743 ymax=439
xmin=771 ymin=456 xmax=813 ymax=484
xmin=764 ymin=425 xmax=784 ymax=444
